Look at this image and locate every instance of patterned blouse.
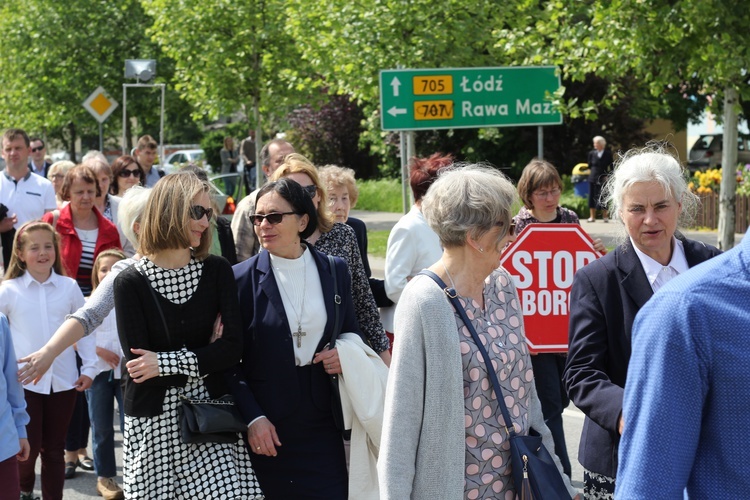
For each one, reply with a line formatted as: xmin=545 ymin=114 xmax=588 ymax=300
xmin=456 ymin=268 xmax=534 ymax=499
xmin=314 ymin=222 xmax=390 ymax=353
xmin=512 ymin=205 xmax=579 ymax=236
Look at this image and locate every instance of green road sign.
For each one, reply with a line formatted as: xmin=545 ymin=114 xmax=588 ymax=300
xmin=379 ymin=66 xmax=562 ymax=131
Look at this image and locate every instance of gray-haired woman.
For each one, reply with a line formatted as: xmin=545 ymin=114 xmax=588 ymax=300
xmin=564 ymin=146 xmax=721 ymax=498
xmin=379 ymin=164 xmax=577 ymax=499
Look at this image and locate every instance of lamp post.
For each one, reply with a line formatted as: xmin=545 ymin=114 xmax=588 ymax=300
xmin=122 ymin=59 xmax=165 ymax=166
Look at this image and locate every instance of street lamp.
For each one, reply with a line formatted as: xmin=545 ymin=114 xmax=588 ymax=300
xmin=122 ymin=60 xmax=165 ymax=165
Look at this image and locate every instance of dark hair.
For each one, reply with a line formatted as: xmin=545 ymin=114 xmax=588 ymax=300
xmin=410 ymin=153 xmax=454 ymax=202
xmin=256 ymin=178 xmax=318 ymax=239
xmin=3 ymin=128 xmax=30 ymax=147
xmin=180 ymin=163 xmax=208 ymax=182
xmin=517 ymin=158 xmax=563 ymax=209
xmin=60 ymin=165 xmax=102 ymax=201
xmin=110 ymin=155 xmax=145 ymax=195
xmin=29 ymin=136 xmax=45 ymax=148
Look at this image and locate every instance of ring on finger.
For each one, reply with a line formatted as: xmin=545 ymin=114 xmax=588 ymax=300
xmin=256 ymin=446 xmax=261 ymax=450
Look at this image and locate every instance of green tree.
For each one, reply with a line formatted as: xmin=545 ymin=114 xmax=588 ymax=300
xmin=0 ymin=0 xmax=166 ymax=158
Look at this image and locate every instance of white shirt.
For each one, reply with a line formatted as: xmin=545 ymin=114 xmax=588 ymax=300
xmin=381 ymin=205 xmax=443 ymax=332
xmin=0 ymin=270 xmax=97 ymax=394
xmin=91 ymin=308 xmax=123 ymax=378
xmin=631 ymin=236 xmax=689 ymax=292
xmin=0 ymin=171 xmax=57 ymax=228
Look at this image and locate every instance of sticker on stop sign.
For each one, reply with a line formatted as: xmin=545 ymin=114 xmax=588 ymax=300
xmin=500 ymin=223 xmax=603 ymax=353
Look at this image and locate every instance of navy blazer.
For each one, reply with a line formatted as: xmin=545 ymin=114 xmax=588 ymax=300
xmin=227 ymin=243 xmax=362 ymax=425
xmin=587 ymin=148 xmax=613 ymax=183
xmin=564 ymin=234 xmax=720 ymax=477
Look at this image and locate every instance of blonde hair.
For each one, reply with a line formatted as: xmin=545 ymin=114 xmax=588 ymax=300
xmin=4 ymin=221 xmax=65 ymax=280
xmin=138 ymin=172 xmax=212 ymax=259
xmin=47 ymin=160 xmax=75 ymax=181
xmin=271 ymin=153 xmax=335 ymax=233
xmin=91 ymin=249 xmax=127 ymax=290
xmin=319 ymin=165 xmax=359 ymax=207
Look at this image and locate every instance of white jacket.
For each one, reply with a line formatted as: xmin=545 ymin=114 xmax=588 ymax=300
xmin=337 ymin=332 xmax=389 ymax=500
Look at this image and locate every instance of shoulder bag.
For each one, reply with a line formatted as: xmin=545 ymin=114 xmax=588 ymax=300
xmin=419 ymin=270 xmax=569 ymax=500
xmin=137 ymin=267 xmax=246 ymax=444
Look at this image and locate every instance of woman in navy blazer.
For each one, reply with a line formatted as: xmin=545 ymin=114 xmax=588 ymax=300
xmin=228 ymin=178 xmax=362 ymax=499
xmin=564 ymin=147 xmax=720 ymax=498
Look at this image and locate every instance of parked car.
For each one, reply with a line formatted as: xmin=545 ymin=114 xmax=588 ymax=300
xmin=208 ymin=172 xmax=246 ymax=219
xmin=163 ymin=149 xmax=212 ymax=174
xmin=688 ymin=133 xmax=750 ymax=171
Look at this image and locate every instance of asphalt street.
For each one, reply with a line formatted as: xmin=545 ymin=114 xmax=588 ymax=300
xmin=44 ymin=209 xmax=740 ymax=498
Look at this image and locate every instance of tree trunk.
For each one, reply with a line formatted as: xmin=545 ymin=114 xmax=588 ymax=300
xmin=718 ymin=86 xmax=739 ymax=250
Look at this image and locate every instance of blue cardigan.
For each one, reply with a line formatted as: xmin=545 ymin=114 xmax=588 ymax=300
xmin=0 ymin=314 xmax=29 ymax=462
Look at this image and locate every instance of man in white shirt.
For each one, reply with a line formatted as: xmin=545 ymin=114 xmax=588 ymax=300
xmin=135 ymin=135 xmax=163 ymax=187
xmin=0 ymin=129 xmax=57 ymax=266
xmin=28 ymin=137 xmax=52 ymax=178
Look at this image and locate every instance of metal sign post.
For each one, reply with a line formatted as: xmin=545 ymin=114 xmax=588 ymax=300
xmin=82 ymin=86 xmax=118 ymax=151
xmin=122 ymin=83 xmax=166 ymax=164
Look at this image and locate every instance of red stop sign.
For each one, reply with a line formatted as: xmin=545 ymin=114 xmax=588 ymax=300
xmin=500 ymin=223 xmax=603 ymax=353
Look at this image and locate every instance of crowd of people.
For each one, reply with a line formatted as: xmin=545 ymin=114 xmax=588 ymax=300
xmin=0 ymin=126 xmax=746 ymax=500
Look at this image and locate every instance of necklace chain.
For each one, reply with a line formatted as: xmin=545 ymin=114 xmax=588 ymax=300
xmin=275 ymin=250 xmax=307 ymax=347
xmin=441 ymin=259 xmax=458 ymax=290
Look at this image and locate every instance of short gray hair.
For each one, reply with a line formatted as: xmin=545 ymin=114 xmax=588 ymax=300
xmin=421 ymin=163 xmax=517 ymax=248
xmin=603 ymin=144 xmax=697 ymax=230
xmin=118 ymin=186 xmax=151 ymax=248
xmin=593 ymin=136 xmax=606 ymax=146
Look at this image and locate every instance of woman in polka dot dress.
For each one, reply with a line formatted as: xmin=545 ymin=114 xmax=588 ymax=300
xmin=113 ymin=173 xmax=260 ymax=499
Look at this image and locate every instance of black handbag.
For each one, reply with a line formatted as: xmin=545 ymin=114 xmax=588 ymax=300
xmin=138 ymin=268 xmax=246 ymax=444
xmin=327 ymin=255 xmax=351 ymax=440
xmin=420 ymin=270 xmax=569 ymax=500
xmin=178 ymin=394 xmax=246 ymax=444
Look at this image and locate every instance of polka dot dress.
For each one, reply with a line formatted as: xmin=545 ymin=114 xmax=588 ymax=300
xmin=123 ymin=257 xmax=262 ymax=499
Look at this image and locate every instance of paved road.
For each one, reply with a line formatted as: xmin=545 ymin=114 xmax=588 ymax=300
xmin=42 ymin=210 xmax=740 ymax=498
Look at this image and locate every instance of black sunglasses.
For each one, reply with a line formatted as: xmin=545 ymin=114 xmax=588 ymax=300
xmin=31 ymin=145 xmax=45 ymax=153
xmin=118 ymin=168 xmax=142 ymax=178
xmin=190 ymin=205 xmax=214 ymax=221
xmin=302 ymin=184 xmax=318 ymax=198
xmin=250 ymin=212 xmax=297 ymax=226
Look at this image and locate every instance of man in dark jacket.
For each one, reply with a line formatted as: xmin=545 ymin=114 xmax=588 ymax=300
xmin=587 ymin=135 xmax=613 ymax=222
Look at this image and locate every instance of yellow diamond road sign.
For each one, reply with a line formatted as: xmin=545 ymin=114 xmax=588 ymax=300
xmin=83 ymin=86 xmax=118 ymax=123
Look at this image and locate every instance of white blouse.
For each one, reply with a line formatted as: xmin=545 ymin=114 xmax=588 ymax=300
xmin=0 ymin=270 xmax=97 ymax=394
xmin=269 ymin=248 xmax=326 ymax=366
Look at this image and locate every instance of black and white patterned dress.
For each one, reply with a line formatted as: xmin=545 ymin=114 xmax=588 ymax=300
xmin=121 ymin=257 xmax=261 ymax=499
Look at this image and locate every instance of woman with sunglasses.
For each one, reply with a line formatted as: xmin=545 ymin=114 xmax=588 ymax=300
xmin=512 ymin=159 xmax=606 ymax=480
xmin=271 ymin=154 xmax=391 ymax=365
xmin=109 ymin=155 xmax=144 ymax=196
xmin=112 ymin=172 xmax=260 ymax=499
xmin=229 ymin=177 xmax=364 ymax=498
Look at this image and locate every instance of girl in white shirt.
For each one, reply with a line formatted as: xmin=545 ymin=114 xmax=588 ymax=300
xmin=0 ymin=221 xmax=96 ymax=500
xmin=85 ymin=248 xmax=127 ymax=499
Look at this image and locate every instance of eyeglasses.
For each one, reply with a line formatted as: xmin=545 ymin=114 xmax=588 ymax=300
xmin=250 ymin=212 xmax=297 ymax=226
xmin=301 ymin=184 xmax=318 ymax=198
xmin=118 ymin=168 xmax=142 ymax=178
xmin=532 ymin=188 xmax=561 ymax=199
xmin=31 ymin=146 xmax=45 ymax=153
xmin=189 ymin=205 xmax=214 ymax=221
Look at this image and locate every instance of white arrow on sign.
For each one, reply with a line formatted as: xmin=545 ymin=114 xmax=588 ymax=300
xmin=388 ymin=106 xmax=407 ymax=117
xmin=390 ymin=76 xmax=401 ymax=97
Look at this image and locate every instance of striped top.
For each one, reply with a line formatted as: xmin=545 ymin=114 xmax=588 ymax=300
xmin=75 ymin=227 xmax=98 ymax=296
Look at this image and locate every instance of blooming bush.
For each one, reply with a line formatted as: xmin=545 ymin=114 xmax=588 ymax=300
xmin=690 ymin=165 xmax=749 ymax=195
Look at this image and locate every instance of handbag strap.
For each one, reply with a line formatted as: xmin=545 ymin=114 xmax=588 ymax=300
xmin=137 ymin=266 xmax=172 ymax=345
xmin=328 ymin=255 xmax=342 ymax=348
xmin=419 ymin=270 xmax=517 ymax=438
